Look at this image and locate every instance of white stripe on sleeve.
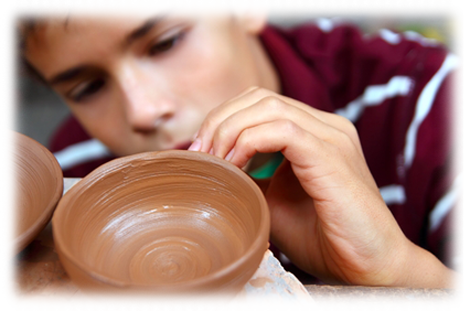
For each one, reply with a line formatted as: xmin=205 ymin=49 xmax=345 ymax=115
xmin=429 ymin=174 xmax=461 ymax=232
xmin=403 ymin=30 xmax=439 ymax=47
xmin=316 ymin=17 xmax=344 ymax=32
xmin=378 ymin=28 xmax=439 ymax=47
xmin=379 ymin=28 xmax=401 ymax=45
xmin=335 ymin=76 xmax=413 ymax=123
xmin=316 ymin=18 xmax=334 ymax=32
xmin=380 ymin=184 xmax=406 ymax=205
xmin=403 ymin=53 xmax=458 ymax=169
xmin=53 ymin=139 xmax=111 ymax=170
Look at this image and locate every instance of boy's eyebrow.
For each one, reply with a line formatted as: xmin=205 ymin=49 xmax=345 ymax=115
xmin=125 ymin=16 xmax=164 ymax=45
xmin=48 ymin=66 xmax=87 ymax=85
xmin=48 ymin=2 xmax=183 ymax=85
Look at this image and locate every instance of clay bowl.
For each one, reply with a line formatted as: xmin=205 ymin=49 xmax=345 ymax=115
xmin=53 ymin=150 xmax=270 ymax=294
xmin=13 ymin=132 xmax=63 ymax=254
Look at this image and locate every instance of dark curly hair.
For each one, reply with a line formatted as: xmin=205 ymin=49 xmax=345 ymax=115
xmin=0 ymin=0 xmax=73 ymax=82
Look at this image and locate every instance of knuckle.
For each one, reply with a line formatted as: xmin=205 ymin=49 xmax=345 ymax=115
xmin=343 ymin=118 xmax=359 ymax=138
xmin=336 ymin=115 xmax=357 ymax=135
xmin=198 ymin=118 xmax=218 ymax=141
xmin=205 ymin=107 xmax=218 ymax=121
xmin=203 ymin=112 xmax=219 ymax=130
xmin=260 ymin=96 xmax=285 ymax=111
xmin=237 ymin=129 xmax=254 ymax=147
xmin=245 ymin=85 xmax=260 ymax=93
xmin=214 ymin=122 xmax=231 ymax=142
xmin=279 ymin=119 xmax=301 ymax=136
xmin=249 ymin=86 xmax=271 ymax=98
xmin=333 ymin=115 xmax=360 ymax=144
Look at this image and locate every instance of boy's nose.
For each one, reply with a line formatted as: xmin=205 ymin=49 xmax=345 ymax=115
xmin=118 ymin=63 xmax=174 ymax=134
xmin=126 ymin=96 xmax=173 ymax=133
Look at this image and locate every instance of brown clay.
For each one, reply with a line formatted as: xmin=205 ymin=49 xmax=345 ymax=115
xmin=52 ymin=150 xmax=270 ymax=294
xmin=14 ymin=132 xmax=63 ymax=254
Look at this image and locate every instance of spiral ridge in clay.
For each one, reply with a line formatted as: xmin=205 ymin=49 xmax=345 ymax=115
xmin=53 ymin=150 xmax=269 ymax=293
xmin=13 ymin=132 xmax=63 ymax=254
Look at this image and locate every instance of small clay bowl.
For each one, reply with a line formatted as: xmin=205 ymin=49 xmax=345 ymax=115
xmin=14 ymin=132 xmax=63 ymax=254
xmin=53 ymin=150 xmax=270 ymax=294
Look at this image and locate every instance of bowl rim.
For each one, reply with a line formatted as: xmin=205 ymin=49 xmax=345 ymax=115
xmin=52 ymin=149 xmax=270 ymax=290
xmin=14 ymin=132 xmax=64 ymax=253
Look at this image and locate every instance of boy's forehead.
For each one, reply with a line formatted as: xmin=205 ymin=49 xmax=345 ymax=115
xmin=25 ymin=0 xmax=226 ymax=78
xmin=46 ymin=0 xmax=231 ymax=25
xmin=56 ymin=0 xmax=192 ymax=28
xmin=30 ymin=0 xmax=227 ymax=48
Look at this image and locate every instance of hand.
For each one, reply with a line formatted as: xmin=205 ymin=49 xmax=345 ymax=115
xmin=189 ymin=87 xmax=453 ymax=287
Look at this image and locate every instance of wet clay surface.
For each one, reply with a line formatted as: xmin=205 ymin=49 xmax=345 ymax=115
xmin=13 ymin=132 xmax=63 ymax=254
xmin=15 ymin=230 xmax=451 ymax=300
xmin=52 ymin=151 xmax=270 ymax=292
xmin=15 ymin=222 xmax=308 ymax=299
xmin=15 ymin=180 xmax=449 ymax=299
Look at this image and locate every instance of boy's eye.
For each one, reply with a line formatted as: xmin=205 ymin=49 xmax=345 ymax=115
xmin=148 ymin=32 xmax=184 ymax=56
xmin=68 ymin=78 xmax=105 ymax=102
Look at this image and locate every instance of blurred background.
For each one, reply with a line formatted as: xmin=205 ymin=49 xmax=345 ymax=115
xmin=0 ymin=0 xmax=464 ymax=146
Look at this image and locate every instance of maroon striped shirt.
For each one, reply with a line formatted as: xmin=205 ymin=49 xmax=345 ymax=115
xmin=50 ymin=21 xmax=458 ymax=278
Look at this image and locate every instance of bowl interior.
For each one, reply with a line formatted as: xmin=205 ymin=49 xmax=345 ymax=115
xmin=54 ymin=151 xmax=268 ymax=288
xmin=14 ymin=132 xmax=63 ymax=253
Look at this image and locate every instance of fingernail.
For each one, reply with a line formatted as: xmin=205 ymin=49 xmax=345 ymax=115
xmin=188 ymin=139 xmax=201 ymax=151
xmin=225 ymin=148 xmax=235 ymax=161
xmin=209 ymin=147 xmax=214 ymax=155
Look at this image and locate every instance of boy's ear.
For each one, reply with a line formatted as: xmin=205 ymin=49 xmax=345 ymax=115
xmin=232 ymin=0 xmax=270 ymax=35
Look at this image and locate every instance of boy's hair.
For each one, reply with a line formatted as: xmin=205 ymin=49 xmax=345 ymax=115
xmin=0 ymin=0 xmax=232 ymax=82
xmin=0 ymin=0 xmax=73 ymax=82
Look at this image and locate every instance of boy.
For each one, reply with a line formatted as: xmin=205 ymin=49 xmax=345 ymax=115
xmin=19 ymin=14 xmax=457 ymax=287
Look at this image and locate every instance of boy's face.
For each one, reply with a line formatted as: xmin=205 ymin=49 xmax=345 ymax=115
xmin=24 ymin=15 xmax=275 ymax=156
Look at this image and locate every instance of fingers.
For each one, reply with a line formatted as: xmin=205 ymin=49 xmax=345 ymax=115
xmin=224 ymin=119 xmax=323 ymax=169
xmin=189 ymin=86 xmax=323 ymax=153
xmin=190 ymin=86 xmax=263 ymax=153
xmin=222 ymin=119 xmax=354 ymax=202
xmin=210 ymin=95 xmax=333 ymax=160
xmin=189 ymin=87 xmax=363 ymax=167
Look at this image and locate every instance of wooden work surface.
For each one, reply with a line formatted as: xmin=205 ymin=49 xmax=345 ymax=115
xmin=302 ymin=285 xmax=455 ymax=310
xmin=14 ymin=220 xmax=453 ymax=301
xmin=0 ymin=225 xmax=464 ymax=311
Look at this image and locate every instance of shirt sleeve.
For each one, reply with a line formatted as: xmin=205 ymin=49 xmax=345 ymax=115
xmin=49 ymin=115 xmax=115 ymax=178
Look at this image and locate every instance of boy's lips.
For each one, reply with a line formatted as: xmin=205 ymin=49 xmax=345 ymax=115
xmin=172 ymin=142 xmax=193 ymax=150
